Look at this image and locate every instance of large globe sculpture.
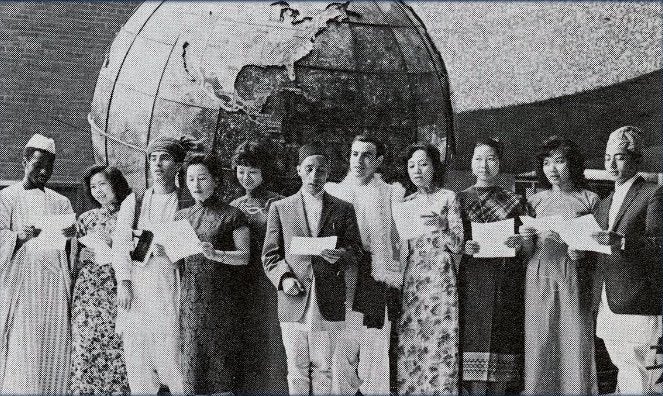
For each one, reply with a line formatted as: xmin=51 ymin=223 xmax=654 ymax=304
xmin=89 ymin=1 xmax=453 ymax=195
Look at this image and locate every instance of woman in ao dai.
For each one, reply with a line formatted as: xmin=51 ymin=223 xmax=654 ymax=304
xmin=523 ymin=137 xmax=598 ymax=394
xmin=396 ymin=143 xmax=464 ymax=395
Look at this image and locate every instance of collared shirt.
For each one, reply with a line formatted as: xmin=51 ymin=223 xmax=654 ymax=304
xmin=608 ymin=174 xmax=639 ymax=229
xmin=301 ymin=189 xmax=323 ymax=236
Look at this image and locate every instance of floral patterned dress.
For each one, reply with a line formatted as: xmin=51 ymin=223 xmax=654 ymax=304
xmin=70 ymin=205 xmax=130 ymax=395
xmin=397 ymin=189 xmax=464 ymax=395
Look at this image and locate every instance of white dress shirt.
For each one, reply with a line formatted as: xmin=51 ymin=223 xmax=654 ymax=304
xmin=608 ymin=174 xmax=639 ymax=230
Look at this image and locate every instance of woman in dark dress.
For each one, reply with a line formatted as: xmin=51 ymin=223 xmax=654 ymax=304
xmin=229 ymin=140 xmax=287 ymax=394
xmin=456 ymin=138 xmax=533 ymax=395
xmin=175 ymin=154 xmax=251 ymax=395
xmin=70 ymin=165 xmax=131 ymax=395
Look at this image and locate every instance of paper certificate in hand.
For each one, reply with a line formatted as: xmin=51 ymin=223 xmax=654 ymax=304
xmin=392 ymin=198 xmax=438 ymax=240
xmin=289 ymin=236 xmax=337 ymax=256
xmin=557 ymin=214 xmax=611 ymax=254
xmin=520 ymin=215 xmax=565 ymax=234
xmin=79 ymin=234 xmax=113 ymax=263
xmin=471 ymin=218 xmax=516 ymax=258
xmin=152 ymin=220 xmax=203 ymax=262
xmin=34 ymin=213 xmax=76 ymax=251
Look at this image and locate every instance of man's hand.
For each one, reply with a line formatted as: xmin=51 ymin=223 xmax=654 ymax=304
xmin=117 ymin=280 xmax=133 ymax=310
xmin=591 ymin=230 xmax=623 ymax=248
xmin=519 ymin=227 xmax=537 ymax=241
xmin=200 ymin=242 xmax=216 ymax=260
xmin=152 ymin=243 xmax=167 ymax=257
xmin=320 ymin=248 xmax=346 ymax=264
xmin=282 ymin=277 xmax=304 ymax=296
xmin=62 ymin=224 xmax=77 ymax=238
xmin=21 ymin=225 xmax=41 ymax=241
xmin=464 ymin=240 xmax=480 ymax=256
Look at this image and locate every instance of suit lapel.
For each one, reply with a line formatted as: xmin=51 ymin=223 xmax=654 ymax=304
xmin=611 ymin=177 xmax=643 ymax=231
xmin=317 ymin=192 xmax=333 ymax=237
xmin=597 ymin=192 xmax=613 ymax=231
xmin=295 ymin=192 xmax=312 ymax=237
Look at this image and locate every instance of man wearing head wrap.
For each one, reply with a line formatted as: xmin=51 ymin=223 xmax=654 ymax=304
xmin=262 ymin=142 xmax=364 ymax=395
xmin=0 ymin=134 xmax=76 ymax=394
xmin=112 ymin=135 xmax=197 ymax=394
xmin=592 ymin=126 xmax=663 ymax=394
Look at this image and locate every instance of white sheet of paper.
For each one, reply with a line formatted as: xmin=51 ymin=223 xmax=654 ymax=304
xmin=34 ymin=213 xmax=76 ymax=251
xmin=152 ymin=220 xmax=203 ymax=262
xmin=472 ymin=218 xmax=516 ymax=258
xmin=520 ymin=215 xmax=565 ymax=234
xmin=78 ymin=234 xmax=113 ymax=263
xmin=558 ymin=214 xmax=611 ymax=254
xmin=392 ymin=198 xmax=437 ymax=240
xmin=289 ymin=236 xmax=338 ymax=256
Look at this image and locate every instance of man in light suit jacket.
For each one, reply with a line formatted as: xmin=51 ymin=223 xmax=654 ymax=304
xmin=592 ymin=126 xmax=663 ymax=394
xmin=262 ymin=142 xmax=364 ymax=395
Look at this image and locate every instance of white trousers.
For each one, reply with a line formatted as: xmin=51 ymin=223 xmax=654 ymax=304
xmin=122 ymin=332 xmax=184 ymax=395
xmin=280 ymin=323 xmax=342 ymax=395
xmin=332 ymin=311 xmax=391 ymax=396
xmin=597 ymin=287 xmax=662 ymax=395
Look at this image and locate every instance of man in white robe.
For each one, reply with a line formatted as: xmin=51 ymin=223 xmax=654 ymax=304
xmin=112 ymin=136 xmax=192 ymax=394
xmin=0 ymin=134 xmax=76 ymax=394
xmin=326 ymin=135 xmax=405 ymax=395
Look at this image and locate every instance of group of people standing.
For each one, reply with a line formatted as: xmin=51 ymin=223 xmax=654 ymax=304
xmin=0 ymin=125 xmax=660 ymax=396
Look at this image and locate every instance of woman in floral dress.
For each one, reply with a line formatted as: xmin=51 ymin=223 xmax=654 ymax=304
xmin=70 ymin=165 xmax=131 ymax=394
xmin=456 ymin=138 xmax=532 ymax=395
xmin=229 ymin=140 xmax=287 ymax=394
xmin=397 ymin=143 xmax=464 ymax=395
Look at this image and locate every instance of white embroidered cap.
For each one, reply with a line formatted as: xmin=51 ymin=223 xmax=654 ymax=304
xmin=25 ymin=133 xmax=56 ymax=155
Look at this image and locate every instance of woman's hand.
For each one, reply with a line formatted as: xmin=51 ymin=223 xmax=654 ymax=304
xmin=464 ymin=240 xmax=480 ymax=256
xmin=201 ymin=242 xmax=216 ymax=260
xmin=544 ymin=230 xmax=564 ymax=245
xmin=519 ymin=227 xmax=537 ymax=241
xmin=567 ymin=249 xmax=585 ymax=261
xmin=321 ymin=248 xmax=346 ymax=264
xmin=505 ymin=234 xmax=524 ymax=250
xmin=421 ymin=209 xmax=449 ymax=231
xmin=79 ymin=247 xmax=95 ymax=263
xmin=117 ymin=280 xmax=133 ymax=310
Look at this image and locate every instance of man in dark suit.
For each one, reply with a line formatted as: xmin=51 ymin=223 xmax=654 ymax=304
xmin=262 ymin=142 xmax=363 ymax=395
xmin=592 ymin=126 xmax=663 ymax=394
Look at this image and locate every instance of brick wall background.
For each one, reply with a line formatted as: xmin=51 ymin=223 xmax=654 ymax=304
xmin=0 ymin=2 xmax=139 ymax=183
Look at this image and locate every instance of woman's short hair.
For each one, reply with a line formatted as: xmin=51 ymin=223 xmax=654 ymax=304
xmin=231 ymin=140 xmax=277 ymax=180
xmin=82 ymin=165 xmax=131 ymax=207
xmin=183 ymin=153 xmax=222 ymax=183
xmin=403 ymin=142 xmax=445 ymax=189
xmin=535 ymin=136 xmax=587 ymax=189
xmin=475 ymin=137 xmax=504 ymax=160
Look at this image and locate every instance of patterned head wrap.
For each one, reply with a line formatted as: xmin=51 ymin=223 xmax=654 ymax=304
xmin=147 ymin=135 xmax=201 ymax=162
xmin=607 ymin=126 xmax=643 ymax=156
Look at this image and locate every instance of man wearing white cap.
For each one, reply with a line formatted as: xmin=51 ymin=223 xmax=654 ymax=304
xmin=0 ymin=134 xmax=76 ymax=394
xmin=592 ymin=126 xmax=663 ymax=394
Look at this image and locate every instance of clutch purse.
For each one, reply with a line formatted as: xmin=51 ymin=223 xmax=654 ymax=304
xmin=130 ymin=229 xmax=154 ymax=264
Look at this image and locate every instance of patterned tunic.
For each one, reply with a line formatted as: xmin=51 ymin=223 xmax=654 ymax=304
xmin=230 ymin=188 xmax=287 ymax=394
xmin=524 ymin=189 xmax=598 ymax=394
xmin=176 ymin=198 xmax=249 ymax=394
xmin=70 ymin=206 xmax=130 ymax=395
xmin=456 ymin=186 xmax=530 ymax=384
xmin=397 ymin=189 xmax=464 ymax=395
